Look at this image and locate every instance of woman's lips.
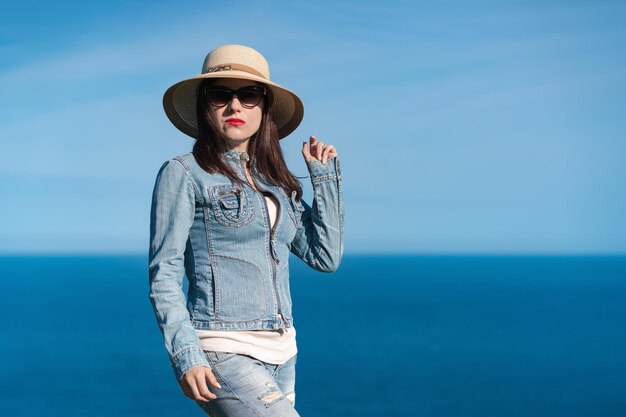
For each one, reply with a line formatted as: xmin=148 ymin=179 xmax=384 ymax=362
xmin=225 ymin=118 xmax=245 ymax=126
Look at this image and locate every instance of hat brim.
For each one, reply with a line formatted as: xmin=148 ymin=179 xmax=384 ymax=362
xmin=163 ymin=71 xmax=304 ymax=140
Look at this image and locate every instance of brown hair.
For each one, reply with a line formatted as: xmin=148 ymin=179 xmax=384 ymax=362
xmin=193 ymin=79 xmax=303 ymax=200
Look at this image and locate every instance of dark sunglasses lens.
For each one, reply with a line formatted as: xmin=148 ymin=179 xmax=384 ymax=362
xmin=237 ymin=88 xmax=264 ymax=107
xmin=206 ymin=89 xmax=232 ymax=107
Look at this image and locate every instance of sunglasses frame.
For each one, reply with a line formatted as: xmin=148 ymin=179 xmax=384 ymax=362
xmin=204 ymin=85 xmax=267 ymax=109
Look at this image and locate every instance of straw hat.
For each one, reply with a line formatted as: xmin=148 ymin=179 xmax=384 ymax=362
xmin=163 ymin=44 xmax=304 ymax=140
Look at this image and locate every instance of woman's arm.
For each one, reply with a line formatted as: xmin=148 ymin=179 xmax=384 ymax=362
xmin=290 ymin=136 xmax=344 ymax=272
xmin=148 ymin=159 xmax=211 ymax=380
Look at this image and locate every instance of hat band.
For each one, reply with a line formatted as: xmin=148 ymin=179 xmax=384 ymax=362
xmin=203 ymin=63 xmax=267 ymax=80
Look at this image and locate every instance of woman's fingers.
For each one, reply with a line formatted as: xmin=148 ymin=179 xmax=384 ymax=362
xmin=302 ymin=140 xmax=312 ymax=162
xmin=180 ymin=366 xmax=218 ymax=402
xmin=315 ymin=141 xmax=325 ymax=160
xmin=303 ymin=136 xmax=318 ymax=162
xmin=303 ymin=136 xmax=338 ymax=164
xmin=309 ymin=135 xmax=323 ymax=161
xmin=322 ymin=145 xmax=337 ymax=164
xmin=180 ymin=380 xmax=192 ymax=398
xmin=206 ymin=368 xmax=222 ymax=390
xmin=194 ymin=372 xmax=217 ymax=401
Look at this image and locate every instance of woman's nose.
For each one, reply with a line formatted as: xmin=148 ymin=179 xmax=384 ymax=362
xmin=227 ymin=95 xmax=243 ymax=111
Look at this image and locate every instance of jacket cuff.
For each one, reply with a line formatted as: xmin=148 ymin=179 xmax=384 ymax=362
xmin=171 ymin=344 xmax=211 ymax=381
xmin=306 ymin=157 xmax=340 ymax=184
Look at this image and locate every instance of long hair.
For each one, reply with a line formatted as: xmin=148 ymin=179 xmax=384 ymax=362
xmin=193 ymin=79 xmax=303 ymax=200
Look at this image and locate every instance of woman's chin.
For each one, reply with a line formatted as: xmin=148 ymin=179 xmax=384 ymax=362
xmin=225 ymin=136 xmax=251 ymax=149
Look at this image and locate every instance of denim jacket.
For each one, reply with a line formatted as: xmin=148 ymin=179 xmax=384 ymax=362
xmin=148 ymin=149 xmax=343 ymax=380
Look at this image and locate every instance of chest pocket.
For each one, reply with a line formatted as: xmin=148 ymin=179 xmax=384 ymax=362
xmin=287 ymin=190 xmax=305 ymax=229
xmin=208 ymin=185 xmax=255 ymax=227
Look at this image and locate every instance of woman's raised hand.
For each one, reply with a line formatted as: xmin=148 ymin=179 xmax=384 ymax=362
xmin=302 ymin=135 xmax=338 ymax=164
xmin=179 ymin=365 xmax=221 ymax=403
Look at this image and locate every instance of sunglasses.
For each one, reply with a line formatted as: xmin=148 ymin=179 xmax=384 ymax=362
xmin=204 ymin=85 xmax=266 ymax=109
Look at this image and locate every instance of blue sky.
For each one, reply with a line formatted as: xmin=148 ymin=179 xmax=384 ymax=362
xmin=1 ymin=0 xmax=625 ymax=254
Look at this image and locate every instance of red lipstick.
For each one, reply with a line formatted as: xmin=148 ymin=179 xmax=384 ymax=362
xmin=225 ymin=118 xmax=245 ymax=126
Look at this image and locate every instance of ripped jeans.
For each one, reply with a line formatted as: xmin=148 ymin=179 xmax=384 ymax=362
xmin=196 ymin=351 xmax=299 ymax=417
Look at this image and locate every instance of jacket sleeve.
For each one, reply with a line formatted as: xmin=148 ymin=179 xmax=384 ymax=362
xmin=290 ymin=156 xmax=344 ymax=272
xmin=148 ymin=159 xmax=210 ymax=380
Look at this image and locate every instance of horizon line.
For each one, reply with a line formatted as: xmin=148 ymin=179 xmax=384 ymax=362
xmin=1 ymin=251 xmax=626 ymax=257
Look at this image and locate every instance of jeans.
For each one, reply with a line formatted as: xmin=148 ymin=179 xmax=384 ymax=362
xmin=196 ymin=351 xmax=300 ymax=417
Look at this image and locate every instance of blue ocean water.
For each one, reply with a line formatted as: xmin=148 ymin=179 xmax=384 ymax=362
xmin=0 ymin=254 xmax=625 ymax=417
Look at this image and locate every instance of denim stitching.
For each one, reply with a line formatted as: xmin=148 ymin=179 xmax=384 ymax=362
xmin=191 ymin=316 xmax=293 ymax=330
xmin=187 ymin=239 xmax=200 ymax=319
xmin=172 ymin=344 xmax=199 ymax=360
xmin=208 ymin=185 xmax=255 ymax=227
xmin=174 ymin=156 xmax=217 ymax=319
xmin=335 ymin=157 xmax=344 ymax=260
xmin=200 ymin=205 xmax=219 ymax=320
xmin=213 ymin=253 xmax=267 ymax=321
xmin=311 ymin=173 xmax=337 ymax=183
xmin=169 ymin=158 xmax=202 ymax=319
xmin=173 ymin=156 xmax=205 ymax=205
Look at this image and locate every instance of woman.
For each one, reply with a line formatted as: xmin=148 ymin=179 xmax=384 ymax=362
xmin=149 ymin=44 xmax=344 ymax=416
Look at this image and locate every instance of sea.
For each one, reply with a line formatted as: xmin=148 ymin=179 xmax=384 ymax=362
xmin=0 ymin=254 xmax=625 ymax=417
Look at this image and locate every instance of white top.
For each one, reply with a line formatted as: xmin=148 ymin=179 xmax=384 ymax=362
xmin=196 ymin=327 xmax=297 ymax=364
xmin=195 ymin=192 xmax=297 ymax=365
xmin=264 ymin=194 xmax=278 ymax=228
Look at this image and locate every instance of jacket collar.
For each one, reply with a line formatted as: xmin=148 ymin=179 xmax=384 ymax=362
xmin=223 ymin=149 xmax=250 ymax=162
xmin=223 ymin=149 xmax=274 ymax=190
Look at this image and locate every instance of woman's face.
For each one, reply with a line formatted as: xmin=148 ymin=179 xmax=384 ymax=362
xmin=207 ymin=78 xmax=265 ymax=150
